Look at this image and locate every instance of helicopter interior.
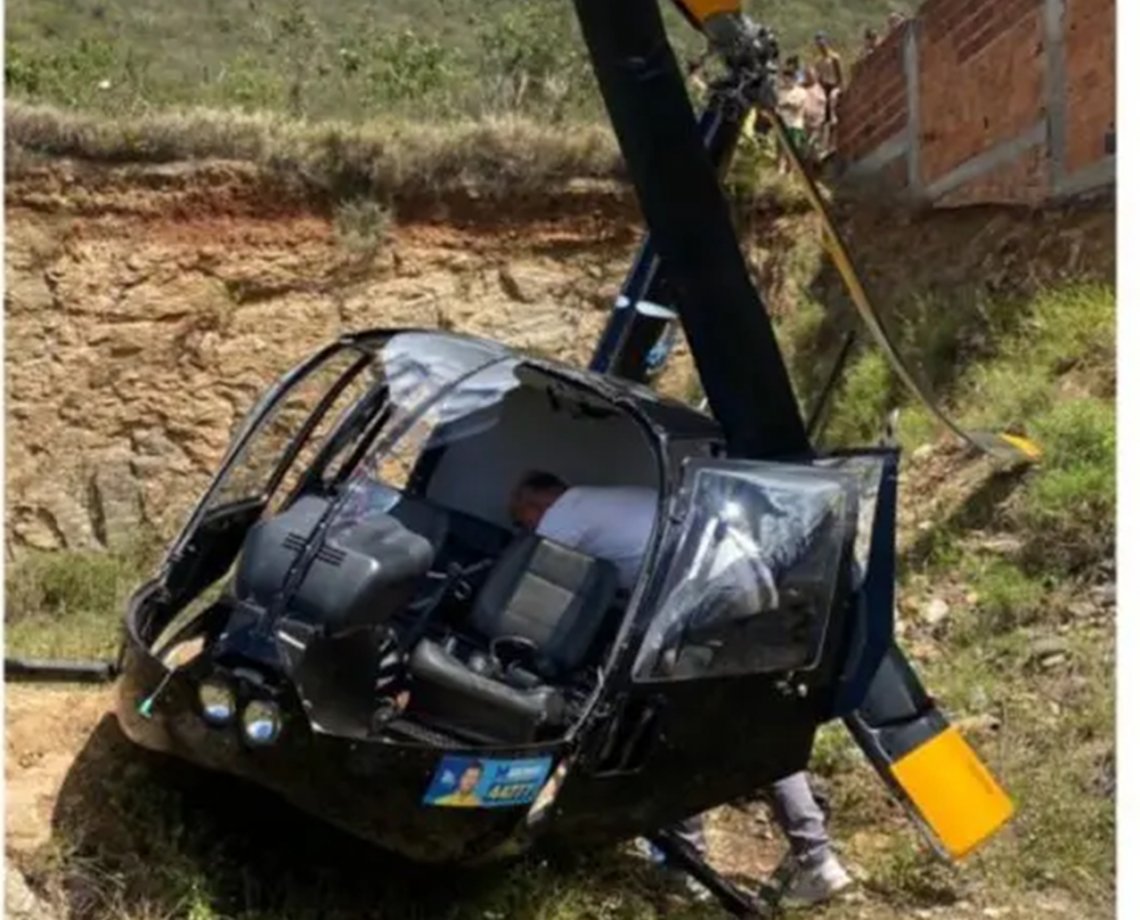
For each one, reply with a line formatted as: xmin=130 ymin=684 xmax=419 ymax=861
xmin=226 ymin=364 xmax=668 ymax=747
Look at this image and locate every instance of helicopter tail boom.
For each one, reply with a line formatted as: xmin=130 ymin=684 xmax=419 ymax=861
xmin=573 ymin=0 xmax=810 ymax=460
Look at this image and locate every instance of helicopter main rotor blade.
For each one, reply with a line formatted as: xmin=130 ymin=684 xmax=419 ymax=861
xmin=4 ymin=656 xmax=118 ymax=683
xmin=573 ymin=0 xmax=810 ymax=460
xmin=763 ymin=112 xmax=1042 ymax=466
xmin=844 ymin=643 xmax=1014 ymax=861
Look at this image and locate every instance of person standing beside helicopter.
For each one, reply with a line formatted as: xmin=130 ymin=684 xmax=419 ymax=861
xmin=507 ymin=472 xmax=853 ymax=906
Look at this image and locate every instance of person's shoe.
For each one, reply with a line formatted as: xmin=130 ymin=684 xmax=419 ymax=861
xmin=633 ymin=838 xmax=713 ymax=903
xmin=778 ymin=852 xmax=853 ymax=907
xmin=666 ymin=869 xmax=714 ymax=903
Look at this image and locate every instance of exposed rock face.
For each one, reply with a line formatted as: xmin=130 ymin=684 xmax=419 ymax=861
xmin=11 ymin=160 xmax=1112 ymax=557
xmin=4 ymin=161 xmax=694 ymax=554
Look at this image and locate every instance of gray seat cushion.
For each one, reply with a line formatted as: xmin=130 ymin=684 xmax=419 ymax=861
xmin=471 ymin=535 xmax=618 ymax=677
xmin=408 ymin=640 xmax=563 ymax=743
xmin=407 ymin=535 xmax=618 ymax=742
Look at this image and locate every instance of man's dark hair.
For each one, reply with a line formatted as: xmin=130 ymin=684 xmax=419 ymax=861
xmin=517 ymin=470 xmax=567 ymax=494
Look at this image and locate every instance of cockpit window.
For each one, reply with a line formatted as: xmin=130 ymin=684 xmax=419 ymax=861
xmin=633 ymin=462 xmax=853 ymax=682
xmin=333 ymin=359 xmax=524 ymax=509
xmin=207 ymin=347 xmax=365 ymax=510
xmin=200 ymin=334 xmax=506 ymax=513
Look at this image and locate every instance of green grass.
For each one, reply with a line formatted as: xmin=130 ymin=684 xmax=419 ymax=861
xmin=5 ymin=0 xmax=914 ymax=124
xmin=785 ymin=278 xmax=1115 ymax=916
xmin=5 ymin=537 xmax=162 ymax=660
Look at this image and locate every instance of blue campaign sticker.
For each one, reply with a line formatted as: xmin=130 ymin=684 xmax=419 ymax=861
xmin=423 ymin=755 xmax=554 ymax=808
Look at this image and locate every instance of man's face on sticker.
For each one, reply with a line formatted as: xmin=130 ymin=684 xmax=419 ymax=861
xmin=459 ymin=764 xmax=482 ymax=794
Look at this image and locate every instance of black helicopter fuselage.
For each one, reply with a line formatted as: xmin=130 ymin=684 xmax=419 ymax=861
xmin=114 ymin=0 xmax=1015 ymax=878
xmin=115 ymin=334 xmax=844 ymax=863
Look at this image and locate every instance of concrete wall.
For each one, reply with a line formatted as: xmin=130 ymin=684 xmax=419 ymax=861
xmin=836 ymin=0 xmax=1115 ymax=206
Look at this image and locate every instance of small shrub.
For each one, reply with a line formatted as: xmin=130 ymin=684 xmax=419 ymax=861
xmin=961 ymin=363 xmax=1054 ymax=432
xmin=334 ymin=197 xmax=392 ymax=255
xmin=960 ymin=557 xmax=1048 ymax=639
xmin=4 ymin=535 xmax=161 ymax=659
xmin=5 ymin=549 xmax=146 ymax=659
xmin=366 ymin=31 xmax=458 ymax=108
xmin=1030 ymin=283 xmax=1115 ymax=382
xmin=7 ymin=550 xmax=128 ymax=622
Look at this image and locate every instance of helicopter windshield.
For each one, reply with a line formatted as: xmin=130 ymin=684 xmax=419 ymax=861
xmin=236 ymin=353 xmax=663 ymax=744
xmin=195 ymin=333 xmax=509 ymax=515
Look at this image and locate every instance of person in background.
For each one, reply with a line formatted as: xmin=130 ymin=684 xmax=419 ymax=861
xmin=801 ymin=65 xmax=830 ymax=163
xmin=813 ymin=32 xmax=844 ymax=136
xmin=862 ymin=26 xmax=882 ymax=57
xmin=775 ymin=57 xmax=809 ymax=175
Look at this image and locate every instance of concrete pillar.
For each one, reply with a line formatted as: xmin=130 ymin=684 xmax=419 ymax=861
xmin=1043 ymin=0 xmax=1069 ymax=192
xmin=903 ymin=20 xmax=923 ymax=194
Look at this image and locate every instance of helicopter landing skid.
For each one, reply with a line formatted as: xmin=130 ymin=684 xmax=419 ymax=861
xmin=647 ymin=828 xmax=771 ymax=918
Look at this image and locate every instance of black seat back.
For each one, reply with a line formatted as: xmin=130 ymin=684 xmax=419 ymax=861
xmin=471 ymin=534 xmax=618 ymax=677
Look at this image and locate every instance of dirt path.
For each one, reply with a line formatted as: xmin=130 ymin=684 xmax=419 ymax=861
xmin=4 ymin=681 xmax=784 ymax=906
xmin=5 ymin=686 xmax=114 ymax=857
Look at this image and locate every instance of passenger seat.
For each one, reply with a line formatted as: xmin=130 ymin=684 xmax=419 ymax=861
xmin=407 ymin=534 xmax=618 ymax=743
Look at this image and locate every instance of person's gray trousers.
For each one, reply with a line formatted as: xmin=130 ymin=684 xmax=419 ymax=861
xmin=661 ymin=770 xmax=831 ymax=868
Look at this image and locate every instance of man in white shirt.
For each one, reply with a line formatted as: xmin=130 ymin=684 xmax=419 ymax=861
xmin=506 ymin=471 xmax=853 ymax=906
xmin=507 ymin=472 xmax=658 ymax=591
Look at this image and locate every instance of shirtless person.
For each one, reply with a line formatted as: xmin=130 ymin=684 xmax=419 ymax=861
xmin=508 ymin=472 xmax=853 ymax=906
xmin=813 ymin=32 xmax=844 ymax=131
xmin=775 ymin=59 xmax=809 ymax=174
xmin=801 ymin=65 xmax=829 ymax=162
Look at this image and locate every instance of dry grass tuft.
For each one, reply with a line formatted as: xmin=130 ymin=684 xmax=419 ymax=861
xmin=5 ymin=101 xmax=625 ymax=200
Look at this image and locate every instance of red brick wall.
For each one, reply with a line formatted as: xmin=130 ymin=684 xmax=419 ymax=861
xmin=917 ymin=0 xmax=1044 ymax=183
xmin=932 ymin=143 xmax=1049 ymax=207
xmin=835 ymin=0 xmax=1115 ymax=205
xmin=835 ymin=27 xmax=908 ymax=161
xmin=1064 ymin=0 xmax=1115 ymax=174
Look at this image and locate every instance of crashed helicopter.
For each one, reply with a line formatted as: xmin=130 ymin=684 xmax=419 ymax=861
xmin=14 ymin=1 xmax=1037 ymax=915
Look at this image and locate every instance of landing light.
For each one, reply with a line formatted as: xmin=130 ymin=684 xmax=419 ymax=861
xmin=198 ymin=680 xmax=236 ymax=726
xmin=242 ymin=699 xmax=283 ymax=746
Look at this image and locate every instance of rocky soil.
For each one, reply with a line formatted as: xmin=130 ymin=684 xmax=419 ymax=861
xmin=5 ymin=158 xmax=1113 ymax=560
xmin=4 ymin=159 xmax=673 ymax=556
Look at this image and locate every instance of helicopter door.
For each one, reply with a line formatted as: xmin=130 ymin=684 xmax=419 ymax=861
xmin=551 ymin=459 xmax=857 ymax=843
xmin=159 ymin=343 xmax=373 ymax=609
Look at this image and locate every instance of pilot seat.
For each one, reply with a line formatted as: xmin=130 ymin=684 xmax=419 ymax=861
xmin=407 ymin=533 xmax=618 ymax=744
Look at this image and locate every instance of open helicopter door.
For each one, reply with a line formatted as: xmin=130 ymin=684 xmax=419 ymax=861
xmin=548 ymin=453 xmax=1013 ymax=866
xmin=547 ymin=458 xmax=858 ymax=845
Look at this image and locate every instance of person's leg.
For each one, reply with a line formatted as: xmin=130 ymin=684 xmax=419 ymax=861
xmin=640 ymin=814 xmax=712 ymax=902
xmin=674 ymin=813 xmax=709 ymax=856
xmin=763 ymin=771 xmax=852 ymax=907
xmin=768 ymin=770 xmax=830 ymax=867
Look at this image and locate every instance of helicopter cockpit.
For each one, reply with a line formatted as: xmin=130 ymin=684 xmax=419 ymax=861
xmin=142 ymin=331 xmax=706 ymax=749
xmin=117 ymin=329 xmax=931 ymax=866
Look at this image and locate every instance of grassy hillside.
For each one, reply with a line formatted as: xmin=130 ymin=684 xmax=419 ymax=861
xmin=5 ymin=0 xmax=913 ymax=122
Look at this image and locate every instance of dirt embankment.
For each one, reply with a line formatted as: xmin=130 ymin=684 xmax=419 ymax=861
xmin=4 ymin=157 xmax=1114 ymax=558
xmin=4 ymin=159 xmax=652 ymax=555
